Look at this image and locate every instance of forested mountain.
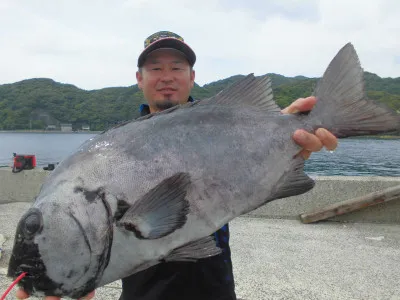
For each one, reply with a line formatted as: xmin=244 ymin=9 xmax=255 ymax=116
xmin=0 ymin=71 xmax=399 ymax=131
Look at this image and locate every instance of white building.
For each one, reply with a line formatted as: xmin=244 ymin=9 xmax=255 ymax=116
xmin=46 ymin=125 xmax=57 ymax=131
xmin=60 ymin=123 xmax=73 ymax=132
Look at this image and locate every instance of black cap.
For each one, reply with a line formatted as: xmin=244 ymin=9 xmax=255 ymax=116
xmin=137 ymin=31 xmax=196 ymax=67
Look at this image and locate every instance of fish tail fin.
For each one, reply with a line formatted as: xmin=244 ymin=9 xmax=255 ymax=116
xmin=307 ymin=43 xmax=400 ymax=138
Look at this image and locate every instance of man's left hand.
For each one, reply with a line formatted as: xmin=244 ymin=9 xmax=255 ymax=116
xmin=281 ymin=96 xmax=338 ymax=160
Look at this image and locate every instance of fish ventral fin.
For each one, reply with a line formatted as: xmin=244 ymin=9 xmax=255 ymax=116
xmin=117 ymin=172 xmax=191 ymax=239
xmin=309 ymin=42 xmax=400 ymax=137
xmin=162 ymin=236 xmax=222 ymax=263
xmin=202 ymin=74 xmax=281 ymax=113
xmin=267 ymin=157 xmax=315 ymax=202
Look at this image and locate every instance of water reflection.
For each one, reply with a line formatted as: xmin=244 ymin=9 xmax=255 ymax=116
xmin=305 ymin=138 xmax=400 ymax=177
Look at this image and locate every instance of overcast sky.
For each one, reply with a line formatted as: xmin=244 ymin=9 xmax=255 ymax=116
xmin=1 ymin=0 xmax=399 ymax=90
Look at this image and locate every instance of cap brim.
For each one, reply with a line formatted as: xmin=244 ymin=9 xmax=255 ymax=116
xmin=137 ymin=38 xmax=196 ymax=67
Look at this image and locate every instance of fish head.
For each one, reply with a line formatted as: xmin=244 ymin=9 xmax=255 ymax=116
xmin=7 ymin=180 xmax=114 ymax=299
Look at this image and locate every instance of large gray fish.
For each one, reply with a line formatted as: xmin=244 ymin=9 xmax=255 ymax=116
xmin=8 ymin=43 xmax=400 ymax=298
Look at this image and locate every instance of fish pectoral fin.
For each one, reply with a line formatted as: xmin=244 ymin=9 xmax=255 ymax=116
xmin=116 ymin=172 xmax=191 ymax=239
xmin=267 ymin=157 xmax=315 ymax=202
xmin=163 ymin=236 xmax=222 ymax=262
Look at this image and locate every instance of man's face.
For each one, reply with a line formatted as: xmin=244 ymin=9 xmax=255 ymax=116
xmin=136 ymin=49 xmax=195 ymax=113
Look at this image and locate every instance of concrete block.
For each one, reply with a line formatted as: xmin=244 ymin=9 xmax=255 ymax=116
xmin=250 ymin=176 xmax=400 ymax=224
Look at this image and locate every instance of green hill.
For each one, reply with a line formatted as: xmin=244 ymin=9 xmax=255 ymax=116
xmin=0 ymin=71 xmax=399 ymax=131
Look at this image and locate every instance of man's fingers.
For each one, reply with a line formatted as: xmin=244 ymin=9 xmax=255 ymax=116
xmin=79 ymin=290 xmax=96 ymax=300
xmin=294 ymin=128 xmax=338 ymax=160
xmin=16 ymin=289 xmax=29 ymax=299
xmin=298 ymin=149 xmax=312 ymax=160
xmin=282 ymin=96 xmax=338 ymax=159
xmin=16 ymin=288 xmax=63 ymax=300
xmin=293 ymin=129 xmax=323 ymax=152
xmin=16 ymin=288 xmax=94 ymax=300
xmin=315 ymin=128 xmax=338 ymax=151
xmin=281 ymin=96 xmax=317 ymax=114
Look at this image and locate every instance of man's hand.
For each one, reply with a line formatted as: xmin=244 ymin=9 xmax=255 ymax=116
xmin=16 ymin=289 xmax=95 ymax=300
xmin=281 ymin=96 xmax=338 ymax=159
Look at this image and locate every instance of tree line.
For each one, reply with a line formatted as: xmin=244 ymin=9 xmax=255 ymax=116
xmin=0 ymin=71 xmax=399 ymax=131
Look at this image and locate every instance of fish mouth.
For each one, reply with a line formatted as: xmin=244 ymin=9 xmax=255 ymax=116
xmin=8 ymin=259 xmax=95 ymax=299
xmin=7 ymin=191 xmax=114 ymax=298
xmin=7 ymin=208 xmax=97 ymax=299
xmin=7 ymin=244 xmax=64 ymax=297
xmin=7 ymin=208 xmax=61 ymax=295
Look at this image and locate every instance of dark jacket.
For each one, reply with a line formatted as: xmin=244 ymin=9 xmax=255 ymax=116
xmin=118 ymin=97 xmax=236 ymax=300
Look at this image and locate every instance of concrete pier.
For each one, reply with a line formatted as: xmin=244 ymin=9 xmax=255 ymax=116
xmin=0 ymin=168 xmax=400 ymax=299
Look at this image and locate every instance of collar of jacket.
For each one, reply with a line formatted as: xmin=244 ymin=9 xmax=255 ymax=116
xmin=139 ymin=96 xmax=195 ymax=116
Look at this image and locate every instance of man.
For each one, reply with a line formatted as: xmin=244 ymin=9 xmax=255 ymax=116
xmin=16 ymin=31 xmax=337 ymax=300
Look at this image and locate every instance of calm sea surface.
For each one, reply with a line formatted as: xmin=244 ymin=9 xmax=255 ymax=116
xmin=0 ymin=132 xmax=399 ymax=177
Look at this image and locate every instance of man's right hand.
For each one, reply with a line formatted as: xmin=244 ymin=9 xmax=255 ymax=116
xmin=16 ymin=288 xmax=95 ymax=300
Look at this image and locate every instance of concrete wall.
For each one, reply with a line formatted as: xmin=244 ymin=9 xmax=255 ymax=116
xmin=1 ymin=169 xmax=399 ymax=223
xmin=0 ymin=169 xmax=49 ymax=204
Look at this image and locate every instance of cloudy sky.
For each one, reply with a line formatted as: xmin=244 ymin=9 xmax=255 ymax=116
xmin=1 ymin=0 xmax=399 ymax=90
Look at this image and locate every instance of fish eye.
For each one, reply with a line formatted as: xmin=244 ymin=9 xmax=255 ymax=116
xmin=22 ymin=210 xmax=43 ymax=237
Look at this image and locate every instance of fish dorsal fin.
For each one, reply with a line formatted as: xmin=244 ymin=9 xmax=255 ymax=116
xmin=202 ymin=74 xmax=281 ymax=113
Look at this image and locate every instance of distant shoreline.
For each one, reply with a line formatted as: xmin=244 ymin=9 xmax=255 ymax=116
xmin=0 ymin=130 xmax=102 ymax=134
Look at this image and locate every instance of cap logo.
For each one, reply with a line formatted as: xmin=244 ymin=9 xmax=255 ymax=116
xmin=144 ymin=31 xmax=184 ymax=48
